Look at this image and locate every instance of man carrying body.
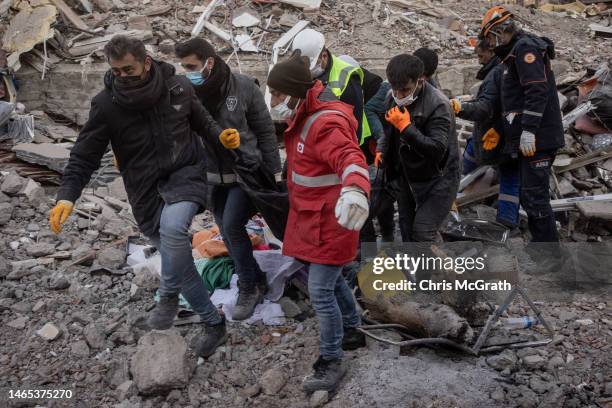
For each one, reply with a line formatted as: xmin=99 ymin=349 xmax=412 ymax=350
xmin=175 ymin=38 xmax=282 ymax=320
xmin=264 ymin=53 xmax=370 ymax=393
xmin=49 ymin=36 xmax=231 ymax=357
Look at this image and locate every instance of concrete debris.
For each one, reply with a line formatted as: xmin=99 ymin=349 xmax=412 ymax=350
xmin=7 ymin=315 xmax=29 ymax=330
xmin=259 ymin=367 xmax=287 ymax=395
xmin=130 ymin=330 xmax=193 ymax=395
xmin=12 ymin=143 xmax=71 ymax=174
xmin=96 ymin=247 xmax=125 ymax=270
xmin=1 ymin=171 xmax=27 ymax=195
xmin=0 ymin=202 xmax=13 ymax=225
xmin=278 ymin=0 xmax=321 ymax=10
xmin=232 ymin=8 xmax=260 ymax=28
xmin=49 ymin=0 xmax=90 ymax=32
xmin=36 ymin=322 xmax=62 ymax=341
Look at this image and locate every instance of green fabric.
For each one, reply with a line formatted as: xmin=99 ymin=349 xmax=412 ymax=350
xmin=155 ymin=257 xmax=235 ymax=310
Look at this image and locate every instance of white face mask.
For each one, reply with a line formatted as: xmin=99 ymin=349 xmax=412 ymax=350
xmin=311 ymin=65 xmax=325 ymax=78
xmin=270 ymin=96 xmax=295 ymax=121
xmin=392 ymin=84 xmax=419 ymax=107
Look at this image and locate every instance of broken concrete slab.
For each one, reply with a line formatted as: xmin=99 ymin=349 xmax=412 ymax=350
xmin=577 ymin=201 xmax=612 ymax=221
xmin=232 ymin=7 xmax=260 ymax=28
xmin=12 ymin=143 xmax=71 ymax=174
xmin=130 ymin=330 xmax=193 ymax=395
xmin=69 ymin=30 xmax=153 ymax=56
xmin=7 ymin=315 xmax=29 ymax=330
xmin=49 ymin=0 xmax=90 ymax=31
xmin=1 ymin=5 xmax=57 ymax=70
xmin=37 ymin=322 xmax=62 ymax=341
xmin=20 ymin=178 xmax=47 ymax=207
xmin=42 ymin=123 xmax=78 ymax=142
xmin=26 ymin=243 xmax=57 ymax=257
xmin=277 ymin=0 xmax=321 ymax=10
xmin=1 ymin=172 xmax=27 ymax=195
xmin=0 ymin=202 xmax=14 ymax=225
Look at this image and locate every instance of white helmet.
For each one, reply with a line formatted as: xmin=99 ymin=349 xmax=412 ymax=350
xmin=291 ymin=28 xmax=326 ymax=70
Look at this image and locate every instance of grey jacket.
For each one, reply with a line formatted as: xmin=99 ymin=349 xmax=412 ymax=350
xmin=198 ymin=73 xmax=281 ymax=185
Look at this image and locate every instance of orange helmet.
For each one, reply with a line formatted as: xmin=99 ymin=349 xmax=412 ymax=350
xmin=481 ymin=6 xmax=514 ymax=36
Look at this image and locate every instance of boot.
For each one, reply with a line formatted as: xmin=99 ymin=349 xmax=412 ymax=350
xmin=302 ymin=356 xmax=347 ymax=393
xmin=232 ymin=281 xmax=264 ymax=321
xmin=196 ymin=317 xmax=228 ymax=358
xmin=342 ymin=327 xmax=366 ymax=351
xmin=147 ymin=295 xmax=179 ymax=330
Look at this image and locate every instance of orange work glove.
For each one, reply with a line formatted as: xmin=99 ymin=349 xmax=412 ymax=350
xmin=385 ymin=106 xmax=411 ymax=132
xmin=219 ymin=129 xmax=240 ymax=149
xmin=374 ymin=152 xmax=383 ymax=167
xmin=482 ymin=128 xmax=501 ymax=151
xmin=49 ymin=200 xmax=74 ymax=234
xmin=450 ymin=99 xmax=461 ymax=114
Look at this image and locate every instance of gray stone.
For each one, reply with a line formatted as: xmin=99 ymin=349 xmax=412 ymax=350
xmin=32 ymin=299 xmax=46 ymax=312
xmin=259 ymin=367 xmax=286 ymax=395
xmin=49 ymin=272 xmax=70 ymax=290
xmin=529 ymin=376 xmax=549 ymax=394
xmin=279 ymin=297 xmax=302 ymax=318
xmin=130 ymin=330 xmax=192 ymax=395
xmin=97 ymin=247 xmax=125 ymax=269
xmin=132 ymin=265 xmax=159 ymax=290
xmin=71 ymin=340 xmax=90 ymax=357
xmin=1 ymin=172 xmax=26 ymax=195
xmin=21 ymin=178 xmax=46 ymax=207
xmin=0 ymin=255 xmax=8 ymax=278
xmin=84 ymin=323 xmax=106 ymax=349
xmin=10 ymin=300 xmax=33 ymax=314
xmin=522 ymin=355 xmax=546 ymax=370
xmin=0 ymin=191 xmax=10 ymax=202
xmin=7 ymin=315 xmax=29 ymax=329
xmin=603 ymin=382 xmax=612 ymax=397
xmin=0 ymin=202 xmax=14 ymax=225
xmin=158 ymin=39 xmax=175 ymax=55
xmin=116 ymin=380 xmax=136 ymax=401
xmin=310 ymin=390 xmax=329 ymax=407
xmin=26 ymin=243 xmax=56 ymax=257
xmin=486 ymin=349 xmax=518 ymax=372
xmin=490 ymin=387 xmax=505 ymax=402
xmin=37 ymin=322 xmax=61 ymax=341
xmin=239 ymin=383 xmax=261 ymax=398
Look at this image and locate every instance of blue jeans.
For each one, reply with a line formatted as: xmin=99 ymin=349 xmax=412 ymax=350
xmin=149 ymin=201 xmax=221 ymax=326
xmin=211 ymin=185 xmax=263 ymax=285
xmin=308 ymin=263 xmax=361 ymax=360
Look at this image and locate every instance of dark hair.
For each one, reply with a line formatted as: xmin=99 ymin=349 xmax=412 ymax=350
xmin=103 ymin=35 xmax=147 ymax=62
xmin=175 ymin=38 xmax=216 ymax=61
xmin=475 ymin=39 xmax=491 ymax=52
xmin=386 ymin=54 xmax=424 ymax=89
xmin=413 ymin=47 xmax=438 ymax=78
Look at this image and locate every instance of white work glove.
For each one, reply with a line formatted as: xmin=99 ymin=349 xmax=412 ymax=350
xmin=334 ymin=186 xmax=369 ymax=231
xmin=519 ymin=130 xmax=536 ymax=157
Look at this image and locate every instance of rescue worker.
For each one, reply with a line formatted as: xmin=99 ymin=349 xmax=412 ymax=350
xmin=175 ymin=38 xmax=282 ymax=320
xmin=263 ymin=53 xmax=370 ymax=393
xmin=290 ymin=28 xmax=371 ymax=147
xmin=450 ymin=39 xmax=520 ymax=228
xmin=481 ymin=6 xmax=564 ymax=242
xmin=381 ymin=54 xmax=460 ymax=242
xmin=49 ymin=36 xmax=232 ymax=357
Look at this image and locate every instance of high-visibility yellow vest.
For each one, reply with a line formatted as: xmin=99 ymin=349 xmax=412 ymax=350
xmin=327 ymin=55 xmax=371 ymax=145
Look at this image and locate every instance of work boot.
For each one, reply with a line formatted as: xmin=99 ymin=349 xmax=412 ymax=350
xmin=233 ymin=281 xmax=264 ymax=321
xmin=147 ymin=295 xmax=179 ymax=330
xmin=302 ymin=356 xmax=347 ymax=393
xmin=342 ymin=327 xmax=366 ymax=351
xmin=195 ymin=317 xmax=228 ymax=358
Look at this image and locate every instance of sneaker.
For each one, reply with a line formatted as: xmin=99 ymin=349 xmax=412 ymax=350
xmin=302 ymin=356 xmax=347 ymax=393
xmin=232 ymin=281 xmax=264 ymax=321
xmin=147 ymin=295 xmax=179 ymax=330
xmin=342 ymin=327 xmax=366 ymax=351
xmin=195 ymin=317 xmax=228 ymax=358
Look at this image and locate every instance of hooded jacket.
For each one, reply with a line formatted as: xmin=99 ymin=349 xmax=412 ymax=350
xmin=194 ymin=70 xmax=281 ymax=185
xmin=282 ymin=81 xmax=370 ymax=265
xmin=498 ymin=31 xmax=565 ymax=154
xmin=57 ymin=61 xmax=222 ymax=237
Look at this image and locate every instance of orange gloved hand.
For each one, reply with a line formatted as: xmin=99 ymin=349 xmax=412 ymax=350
xmin=450 ymin=99 xmax=461 ymax=114
xmin=374 ymin=152 xmax=383 ymax=167
xmin=385 ymin=106 xmax=411 ymax=132
xmin=49 ymin=200 xmax=74 ymax=234
xmin=482 ymin=128 xmax=501 ymax=151
xmin=219 ymin=129 xmax=240 ymax=149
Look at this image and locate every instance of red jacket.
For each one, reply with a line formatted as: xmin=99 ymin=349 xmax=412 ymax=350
xmin=282 ymin=81 xmax=370 ymax=265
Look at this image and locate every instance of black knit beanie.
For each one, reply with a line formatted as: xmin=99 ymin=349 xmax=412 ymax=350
xmin=267 ymin=52 xmax=314 ymax=99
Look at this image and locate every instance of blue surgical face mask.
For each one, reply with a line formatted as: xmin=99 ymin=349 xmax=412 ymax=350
xmin=186 ymin=71 xmax=204 ymax=86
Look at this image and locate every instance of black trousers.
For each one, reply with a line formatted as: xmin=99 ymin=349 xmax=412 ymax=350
xmin=397 ymin=174 xmax=458 ymax=242
xmin=519 ymin=150 xmax=559 ymax=242
xmin=360 ymin=192 xmax=395 ymax=243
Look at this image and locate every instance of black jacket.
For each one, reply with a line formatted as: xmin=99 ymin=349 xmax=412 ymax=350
xmin=498 ymin=32 xmax=564 ymax=154
xmin=382 ymin=82 xmax=460 ymax=201
xmin=57 ymin=61 xmax=222 ymax=237
xmin=458 ymin=57 xmax=505 ymax=163
xmin=197 ymin=72 xmax=281 ymax=185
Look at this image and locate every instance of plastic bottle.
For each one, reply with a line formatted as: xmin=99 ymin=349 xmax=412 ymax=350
xmin=499 ymin=316 xmax=539 ymax=329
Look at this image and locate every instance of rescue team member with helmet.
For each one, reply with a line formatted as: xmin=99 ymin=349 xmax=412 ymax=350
xmin=481 ymin=6 xmax=564 ymax=243
xmin=264 ymin=53 xmax=370 ymax=393
xmin=290 ymin=28 xmax=371 ymax=147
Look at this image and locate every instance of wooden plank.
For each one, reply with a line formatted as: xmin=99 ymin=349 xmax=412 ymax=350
xmin=553 ymin=148 xmax=612 ymax=174
xmin=50 ymin=0 xmax=90 ymax=31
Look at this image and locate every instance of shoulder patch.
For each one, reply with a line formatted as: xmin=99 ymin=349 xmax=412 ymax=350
xmin=523 ymin=53 xmax=536 ymax=64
